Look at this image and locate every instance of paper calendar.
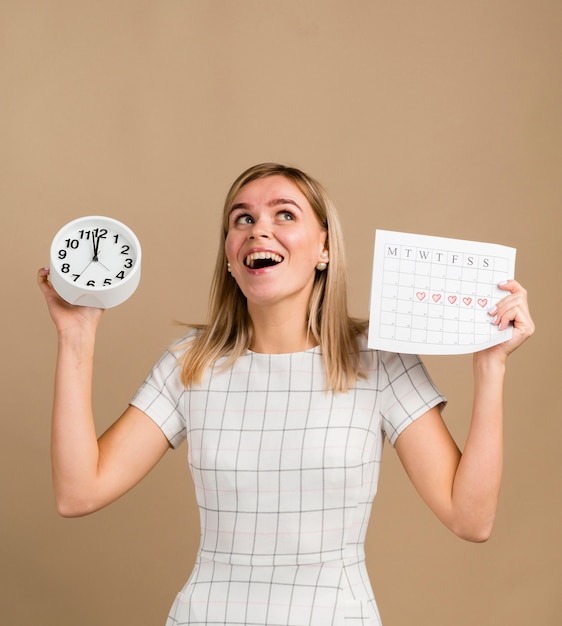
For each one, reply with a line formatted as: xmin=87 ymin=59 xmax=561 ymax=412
xmin=368 ymin=230 xmax=516 ymax=355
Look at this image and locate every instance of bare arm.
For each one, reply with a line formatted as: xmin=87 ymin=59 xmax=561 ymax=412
xmin=38 ymin=267 xmax=171 ymax=517
xmin=395 ymin=280 xmax=534 ymax=542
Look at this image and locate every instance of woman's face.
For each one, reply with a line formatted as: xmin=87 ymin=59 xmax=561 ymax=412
xmin=225 ymin=175 xmax=328 ymax=311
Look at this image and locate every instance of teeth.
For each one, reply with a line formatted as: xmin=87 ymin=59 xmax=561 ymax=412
xmin=244 ymin=251 xmax=284 ymax=268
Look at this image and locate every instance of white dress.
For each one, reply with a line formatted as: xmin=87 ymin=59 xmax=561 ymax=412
xmin=131 ymin=334 xmax=445 ymax=625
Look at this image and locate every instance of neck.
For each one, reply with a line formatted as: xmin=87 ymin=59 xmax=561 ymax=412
xmin=248 ymin=303 xmax=314 ymax=354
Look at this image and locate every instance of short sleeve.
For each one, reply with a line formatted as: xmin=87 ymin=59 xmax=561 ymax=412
xmin=130 ymin=346 xmax=187 ymax=449
xmin=378 ymin=351 xmax=446 ymax=446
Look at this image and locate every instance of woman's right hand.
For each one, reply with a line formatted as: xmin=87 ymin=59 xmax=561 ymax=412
xmin=37 ymin=267 xmax=104 ymax=335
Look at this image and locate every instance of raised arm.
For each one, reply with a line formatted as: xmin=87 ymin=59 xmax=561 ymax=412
xmin=37 ymin=267 xmax=170 ymax=517
xmin=394 ymin=280 xmax=534 ymax=542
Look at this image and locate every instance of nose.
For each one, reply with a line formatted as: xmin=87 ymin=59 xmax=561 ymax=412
xmin=248 ymin=217 xmax=271 ymax=239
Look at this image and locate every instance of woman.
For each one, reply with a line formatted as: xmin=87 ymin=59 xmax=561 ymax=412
xmin=37 ymin=163 xmax=535 ymax=625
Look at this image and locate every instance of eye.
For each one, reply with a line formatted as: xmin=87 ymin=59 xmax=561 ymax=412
xmin=278 ymin=210 xmax=295 ymax=221
xmin=234 ymin=213 xmax=254 ymax=225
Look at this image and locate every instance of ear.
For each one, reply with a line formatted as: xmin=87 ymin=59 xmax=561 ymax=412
xmin=321 ymin=231 xmax=329 ymax=259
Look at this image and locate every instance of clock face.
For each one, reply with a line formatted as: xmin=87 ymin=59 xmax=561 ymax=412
xmin=53 ymin=217 xmax=138 ymax=289
xmin=50 ymin=216 xmax=141 ymax=308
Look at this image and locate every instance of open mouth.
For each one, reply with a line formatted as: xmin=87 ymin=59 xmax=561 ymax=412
xmin=244 ymin=251 xmax=284 ymax=270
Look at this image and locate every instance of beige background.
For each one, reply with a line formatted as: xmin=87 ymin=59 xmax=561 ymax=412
xmin=2 ymin=1 xmax=561 ymax=624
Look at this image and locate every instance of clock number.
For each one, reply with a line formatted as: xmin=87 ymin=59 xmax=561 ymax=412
xmin=65 ymin=238 xmax=79 ymax=249
xmin=120 ymin=245 xmax=130 ymax=255
xmin=72 ymin=274 xmax=80 ymax=282
xmin=103 ymin=278 xmax=112 ymax=286
xmin=113 ymin=234 xmax=119 ymax=244
xmin=79 ymin=229 xmax=108 ymax=240
xmin=58 ymin=249 xmax=67 ymax=259
xmin=61 ymin=263 xmax=70 ymax=273
xmin=87 ymin=280 xmax=95 ymax=287
xmin=124 ymin=259 xmax=133 ymax=268
xmin=116 ymin=271 xmax=125 ymax=280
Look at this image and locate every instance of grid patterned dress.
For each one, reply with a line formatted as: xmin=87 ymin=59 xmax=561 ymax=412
xmin=131 ymin=333 xmax=445 ymax=625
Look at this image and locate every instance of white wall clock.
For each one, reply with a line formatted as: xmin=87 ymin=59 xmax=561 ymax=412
xmin=49 ymin=216 xmax=142 ymax=309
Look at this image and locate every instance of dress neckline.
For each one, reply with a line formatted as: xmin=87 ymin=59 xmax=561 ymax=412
xmin=245 ymin=345 xmax=321 ymax=357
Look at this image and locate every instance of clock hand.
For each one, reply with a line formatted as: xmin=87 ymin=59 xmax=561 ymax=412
xmin=90 ymin=232 xmax=111 ymax=271
xmin=78 ymin=260 xmax=94 ymax=276
xmin=92 ymin=230 xmax=100 ymax=261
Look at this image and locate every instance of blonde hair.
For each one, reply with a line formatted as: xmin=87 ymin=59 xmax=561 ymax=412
xmin=179 ymin=163 xmax=367 ymax=392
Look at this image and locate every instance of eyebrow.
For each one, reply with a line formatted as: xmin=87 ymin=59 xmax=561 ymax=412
xmin=229 ymin=197 xmax=303 ymax=214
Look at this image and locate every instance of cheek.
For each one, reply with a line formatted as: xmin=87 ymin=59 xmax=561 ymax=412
xmin=224 ymin=233 xmax=238 ymax=261
xmin=296 ymin=230 xmax=327 ymax=263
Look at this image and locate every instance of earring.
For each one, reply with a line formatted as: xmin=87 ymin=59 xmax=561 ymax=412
xmin=316 ymin=251 xmax=329 ymax=271
xmin=227 ymin=262 xmax=231 ymax=272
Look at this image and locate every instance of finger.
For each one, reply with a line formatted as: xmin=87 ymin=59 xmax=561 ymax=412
xmin=497 ymin=279 xmax=524 ymax=294
xmin=496 ymin=305 xmax=519 ymax=331
xmin=490 ymin=290 xmax=521 ymax=320
xmin=495 ymin=281 xmax=526 ymax=306
xmin=37 ymin=267 xmax=62 ymax=302
xmin=490 ymin=280 xmax=528 ymax=316
xmin=37 ymin=266 xmax=51 ymax=290
xmin=496 ymin=298 xmax=534 ymax=334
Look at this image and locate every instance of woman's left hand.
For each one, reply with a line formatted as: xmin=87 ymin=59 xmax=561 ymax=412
xmin=486 ymin=279 xmax=535 ymax=359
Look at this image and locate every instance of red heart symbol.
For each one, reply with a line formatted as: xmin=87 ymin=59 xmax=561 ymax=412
xmin=432 ymin=293 xmax=442 ymax=302
xmin=477 ymin=298 xmax=488 ymax=308
xmin=463 ymin=297 xmax=472 ymax=306
xmin=448 ymin=295 xmax=457 ymax=304
xmin=416 ymin=292 xmax=426 ymax=301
